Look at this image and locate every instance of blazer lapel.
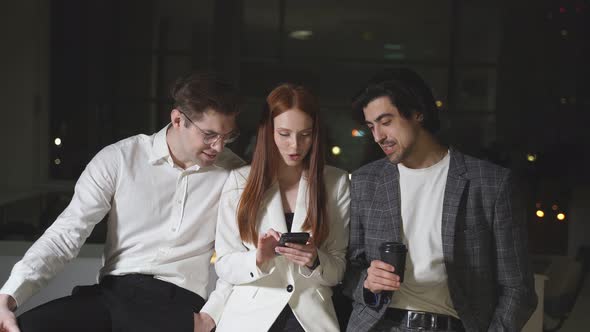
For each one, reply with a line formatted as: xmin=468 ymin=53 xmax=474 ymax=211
xmin=260 ymin=182 xmax=289 ymax=234
xmin=290 ymin=174 xmax=309 ymax=233
xmin=383 ymin=161 xmax=403 ymax=243
xmin=441 ymin=148 xmax=468 ymax=262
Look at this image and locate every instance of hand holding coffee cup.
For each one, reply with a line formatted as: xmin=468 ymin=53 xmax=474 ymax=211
xmin=363 ymin=242 xmax=407 ymax=294
xmin=379 ymin=242 xmax=407 ymax=282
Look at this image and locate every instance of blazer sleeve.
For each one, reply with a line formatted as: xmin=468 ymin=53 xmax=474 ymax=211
xmin=297 ymin=171 xmax=350 ymax=286
xmin=342 ymin=173 xmax=387 ymax=308
xmin=214 ymin=170 xmax=276 ymax=285
xmin=488 ymin=172 xmax=538 ymax=330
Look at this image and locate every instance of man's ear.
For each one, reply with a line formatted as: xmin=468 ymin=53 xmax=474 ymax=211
xmin=416 ymin=112 xmax=424 ymax=122
xmin=170 ymin=109 xmax=182 ymax=127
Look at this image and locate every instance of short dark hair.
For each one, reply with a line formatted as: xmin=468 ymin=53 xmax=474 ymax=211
xmin=352 ymin=68 xmax=440 ymax=134
xmin=171 ymin=71 xmax=240 ymax=118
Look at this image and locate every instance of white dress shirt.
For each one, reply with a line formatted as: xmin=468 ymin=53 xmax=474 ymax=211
xmin=0 ymin=125 xmax=243 ymax=321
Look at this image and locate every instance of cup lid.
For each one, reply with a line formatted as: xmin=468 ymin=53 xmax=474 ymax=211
xmin=379 ymin=242 xmax=407 ymax=252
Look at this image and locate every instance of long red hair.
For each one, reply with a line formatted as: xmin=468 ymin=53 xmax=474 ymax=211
xmin=237 ymin=84 xmax=328 ymax=247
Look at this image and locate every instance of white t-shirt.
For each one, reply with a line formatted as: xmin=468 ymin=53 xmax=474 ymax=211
xmin=390 ymin=151 xmax=458 ymax=318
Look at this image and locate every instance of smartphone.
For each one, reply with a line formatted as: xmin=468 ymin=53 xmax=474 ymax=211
xmin=278 ymin=232 xmax=310 ymax=247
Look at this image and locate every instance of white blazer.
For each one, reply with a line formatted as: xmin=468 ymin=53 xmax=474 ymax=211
xmin=214 ymin=165 xmax=350 ymax=332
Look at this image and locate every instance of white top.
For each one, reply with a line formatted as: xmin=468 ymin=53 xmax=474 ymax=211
xmin=390 ymin=151 xmax=458 ymax=318
xmin=0 ymin=125 xmax=243 ymax=321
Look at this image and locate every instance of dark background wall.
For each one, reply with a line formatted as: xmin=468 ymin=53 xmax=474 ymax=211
xmin=0 ymin=0 xmax=588 ymax=255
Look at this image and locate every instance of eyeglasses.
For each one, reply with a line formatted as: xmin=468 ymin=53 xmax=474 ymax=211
xmin=179 ymin=111 xmax=240 ymax=145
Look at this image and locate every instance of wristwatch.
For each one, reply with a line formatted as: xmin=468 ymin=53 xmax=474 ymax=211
xmin=307 ymin=256 xmax=320 ymax=270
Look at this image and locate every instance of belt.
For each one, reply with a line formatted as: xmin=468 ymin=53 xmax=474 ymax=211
xmin=384 ymin=308 xmax=464 ymax=331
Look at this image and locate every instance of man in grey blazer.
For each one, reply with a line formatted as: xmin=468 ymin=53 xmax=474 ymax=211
xmin=343 ymin=68 xmax=537 ymax=332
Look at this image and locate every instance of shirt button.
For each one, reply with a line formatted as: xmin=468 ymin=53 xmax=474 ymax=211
xmin=171 ymin=228 xmax=176 ymax=232
xmin=177 ymin=200 xmax=182 ymax=204
xmin=286 ymin=285 xmax=293 ymax=293
xmin=250 ymin=272 xmax=254 ymax=278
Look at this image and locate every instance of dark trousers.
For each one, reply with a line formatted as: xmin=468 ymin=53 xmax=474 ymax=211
xmin=268 ymin=305 xmax=305 ymax=332
xmin=267 ymin=285 xmax=352 ymax=332
xmin=17 ymin=274 xmax=206 ymax=332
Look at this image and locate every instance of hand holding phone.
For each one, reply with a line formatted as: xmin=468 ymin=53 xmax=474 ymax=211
xmin=275 ymin=232 xmax=318 ymax=268
xmin=278 ymin=232 xmax=310 ymax=247
xmin=256 ymin=228 xmax=281 ymax=267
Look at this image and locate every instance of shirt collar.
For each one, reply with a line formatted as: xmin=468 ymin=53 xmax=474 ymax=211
xmin=147 ymin=124 xmax=203 ymax=171
xmin=148 ymin=124 xmax=244 ymax=171
xmin=149 ymin=124 xmax=172 ymax=165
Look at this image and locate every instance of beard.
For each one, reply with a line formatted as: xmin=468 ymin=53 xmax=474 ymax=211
xmin=380 ymin=140 xmax=403 ymax=164
xmin=379 ymin=141 xmax=410 ymax=164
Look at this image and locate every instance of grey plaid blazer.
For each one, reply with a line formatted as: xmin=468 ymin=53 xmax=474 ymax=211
xmin=343 ymin=149 xmax=537 ymax=332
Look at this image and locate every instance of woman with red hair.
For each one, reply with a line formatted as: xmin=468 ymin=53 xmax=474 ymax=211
xmin=213 ymin=83 xmax=350 ymax=332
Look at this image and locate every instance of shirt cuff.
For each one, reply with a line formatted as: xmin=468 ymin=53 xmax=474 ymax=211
xmin=1 ymin=277 xmax=34 ymax=309
xmin=200 ymin=281 xmax=231 ymax=325
xmin=363 ymin=287 xmax=381 ymax=307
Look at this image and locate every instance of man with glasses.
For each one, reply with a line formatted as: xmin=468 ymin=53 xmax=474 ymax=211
xmin=0 ymin=72 xmax=243 ymax=332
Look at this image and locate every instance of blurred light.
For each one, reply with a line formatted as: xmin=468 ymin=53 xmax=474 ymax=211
xmin=289 ymin=30 xmax=313 ymax=40
xmin=331 ymin=146 xmax=342 ymax=156
xmin=557 ymin=213 xmax=566 ymax=221
xmin=552 ymin=204 xmax=559 ymax=211
xmin=526 ymin=153 xmax=537 ymax=162
xmin=559 ymin=7 xmax=567 ymax=14
xmin=535 ymin=202 xmax=541 ymax=209
xmin=348 ymin=173 xmax=352 ymax=180
xmin=54 ymin=138 xmax=62 ymax=146
xmin=54 ymin=158 xmax=61 ymax=165
xmin=560 ymin=97 xmax=567 ymax=104
xmin=384 ymin=43 xmax=403 ymax=51
xmin=384 ymin=53 xmax=405 ymax=60
xmin=561 ymin=29 xmax=568 ymax=36
xmin=435 ymin=100 xmax=443 ymax=108
xmin=536 ymin=210 xmax=545 ymax=218
xmin=352 ymin=129 xmax=366 ymax=137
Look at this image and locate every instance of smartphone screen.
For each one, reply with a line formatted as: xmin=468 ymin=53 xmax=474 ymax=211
xmin=278 ymin=232 xmax=310 ymax=247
